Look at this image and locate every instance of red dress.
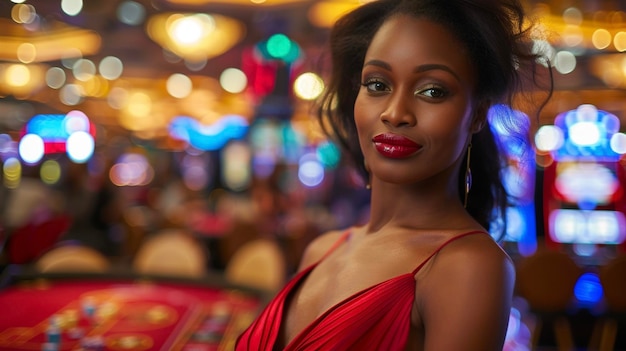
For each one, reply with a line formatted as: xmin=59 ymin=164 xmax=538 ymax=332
xmin=235 ymin=230 xmax=486 ymax=350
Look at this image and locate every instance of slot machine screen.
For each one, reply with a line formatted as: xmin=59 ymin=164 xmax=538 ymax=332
xmin=547 ymin=160 xmax=626 ymax=245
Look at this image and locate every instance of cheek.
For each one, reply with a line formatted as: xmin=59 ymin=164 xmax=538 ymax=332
xmin=421 ymin=109 xmax=473 ymax=155
xmin=353 ymin=93 xmax=369 ymax=125
xmin=354 ymin=95 xmax=377 ymax=144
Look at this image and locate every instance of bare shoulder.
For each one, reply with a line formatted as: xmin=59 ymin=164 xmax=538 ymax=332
xmin=417 ymin=233 xmax=515 ymax=350
xmin=296 ymin=228 xmax=350 ymax=271
xmin=438 ymin=233 xmax=513 ymax=270
xmin=426 ymin=233 xmax=515 ymax=286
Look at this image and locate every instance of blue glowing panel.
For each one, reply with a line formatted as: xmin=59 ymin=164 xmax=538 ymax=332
xmin=488 ymin=104 xmax=537 ymax=254
xmin=21 ymin=113 xmax=95 ymax=155
xmin=552 ymin=104 xmax=621 ymax=161
xmin=168 ymin=115 xmax=249 ymax=151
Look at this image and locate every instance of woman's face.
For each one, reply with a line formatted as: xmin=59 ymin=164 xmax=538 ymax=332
xmin=354 ymin=14 xmax=479 ymax=187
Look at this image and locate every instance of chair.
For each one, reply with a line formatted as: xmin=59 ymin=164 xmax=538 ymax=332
xmin=133 ymin=229 xmax=208 ymax=278
xmin=594 ymin=254 xmax=626 ymax=351
xmin=225 ymin=238 xmax=286 ymax=292
xmin=35 ymin=243 xmax=111 ymax=273
xmin=515 ymin=249 xmax=583 ymax=351
xmin=7 ymin=214 xmax=72 ymax=264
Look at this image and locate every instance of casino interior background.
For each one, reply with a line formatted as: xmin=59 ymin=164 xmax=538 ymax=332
xmin=1 ymin=0 xmax=626 ymax=350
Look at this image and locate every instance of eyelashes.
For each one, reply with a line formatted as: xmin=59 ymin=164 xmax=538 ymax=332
xmin=415 ymin=85 xmax=449 ymax=99
xmin=360 ymin=78 xmax=449 ymax=99
xmin=361 ymin=79 xmax=389 ymax=93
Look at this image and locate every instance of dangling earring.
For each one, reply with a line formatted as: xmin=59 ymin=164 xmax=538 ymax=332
xmin=464 ymin=143 xmax=472 ymax=208
xmin=364 ymin=159 xmax=371 ymax=190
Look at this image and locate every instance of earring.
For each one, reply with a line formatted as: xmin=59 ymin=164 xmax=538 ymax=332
xmin=464 ymin=143 xmax=472 ymax=208
xmin=364 ymin=159 xmax=371 ymax=190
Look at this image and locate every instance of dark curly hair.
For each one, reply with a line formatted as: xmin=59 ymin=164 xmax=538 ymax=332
xmin=317 ymin=0 xmax=553 ymax=238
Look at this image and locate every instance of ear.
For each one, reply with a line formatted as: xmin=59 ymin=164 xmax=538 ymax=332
xmin=470 ymin=101 xmax=490 ymax=134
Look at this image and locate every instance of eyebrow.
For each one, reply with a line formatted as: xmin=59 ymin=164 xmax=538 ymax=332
xmin=363 ymin=59 xmax=461 ymax=82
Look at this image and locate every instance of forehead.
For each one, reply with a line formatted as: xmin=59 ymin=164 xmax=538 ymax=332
xmin=365 ymin=15 xmax=475 ymax=81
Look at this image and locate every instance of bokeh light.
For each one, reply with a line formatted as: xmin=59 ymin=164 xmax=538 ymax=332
xmin=109 ymin=152 xmax=154 ymax=187
xmin=610 ymin=132 xmax=626 ymax=154
xmin=3 ymin=157 xmax=21 ymax=189
xmin=46 ymin=67 xmax=67 ymax=89
xmin=40 ymin=160 xmax=61 ymax=185
xmin=614 ymin=32 xmax=626 ymax=52
xmin=574 ymin=272 xmax=603 ymax=306
xmin=220 ymin=68 xmax=247 ymax=93
xmin=170 ymin=14 xmax=215 ymax=45
xmin=6 ymin=64 xmax=30 ymax=87
xmin=17 ymin=43 xmax=36 ymax=63
xmin=59 ymin=84 xmax=84 ymax=106
xmin=293 ymin=72 xmax=324 ymax=100
xmin=99 ymin=56 xmax=124 ymax=80
xmin=166 ymin=74 xmax=193 ymax=98
xmin=221 ymin=141 xmax=251 ymax=191
xmin=298 ymin=153 xmax=324 ymax=187
xmin=66 ymin=131 xmax=95 ymax=163
xmin=535 ymin=125 xmax=564 ymax=152
xmin=72 ymin=59 xmax=96 ymax=81
xmin=266 ymin=34 xmax=292 ymax=59
xmin=569 ymin=122 xmax=600 ymax=146
xmin=592 ymin=29 xmax=612 ymax=49
xmin=117 ymin=1 xmax=145 ymax=26
xmin=554 ymin=51 xmax=576 ymax=74
xmin=316 ymin=141 xmax=340 ymax=168
xmin=61 ymin=0 xmax=83 ymax=16
xmin=18 ymin=134 xmax=44 ymax=164
xmin=181 ymin=153 xmax=211 ymax=191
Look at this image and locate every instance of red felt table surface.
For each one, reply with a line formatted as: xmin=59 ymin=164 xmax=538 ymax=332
xmin=0 ymin=279 xmax=261 ymax=351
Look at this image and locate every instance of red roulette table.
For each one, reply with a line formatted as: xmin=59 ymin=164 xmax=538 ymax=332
xmin=0 ymin=268 xmax=267 ymax=351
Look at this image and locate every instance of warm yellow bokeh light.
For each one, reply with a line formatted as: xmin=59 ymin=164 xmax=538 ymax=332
xmin=166 ymin=73 xmax=193 ymax=98
xmin=169 ymin=14 xmax=215 ymax=45
xmin=40 ymin=160 xmax=62 ymax=185
xmin=17 ymin=43 xmax=36 ymax=63
xmin=147 ymin=12 xmax=245 ymax=61
xmin=220 ymin=68 xmax=247 ymax=94
xmin=6 ymin=64 xmax=30 ymax=87
xmin=592 ymin=29 xmax=612 ymax=49
xmin=3 ymin=157 xmax=22 ymax=189
xmin=614 ymin=31 xmax=626 ymax=52
xmin=127 ymin=91 xmax=152 ymax=117
xmin=293 ymin=72 xmax=325 ymax=100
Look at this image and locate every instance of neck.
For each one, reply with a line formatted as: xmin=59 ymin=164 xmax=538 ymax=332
xmin=364 ymin=176 xmax=473 ymax=234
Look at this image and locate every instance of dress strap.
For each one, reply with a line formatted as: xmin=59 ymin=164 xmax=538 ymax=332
xmin=318 ymin=230 xmax=351 ymax=262
xmin=411 ymin=230 xmax=487 ymax=275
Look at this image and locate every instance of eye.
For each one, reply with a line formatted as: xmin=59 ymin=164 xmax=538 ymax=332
xmin=361 ymin=79 xmax=389 ymax=93
xmin=416 ymin=85 xmax=448 ymax=99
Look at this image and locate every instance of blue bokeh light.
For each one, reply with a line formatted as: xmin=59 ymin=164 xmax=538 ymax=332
xmin=574 ymin=272 xmax=603 ymax=306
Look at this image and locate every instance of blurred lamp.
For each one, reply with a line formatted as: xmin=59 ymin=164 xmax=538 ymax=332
xmin=147 ymin=13 xmax=245 ymax=61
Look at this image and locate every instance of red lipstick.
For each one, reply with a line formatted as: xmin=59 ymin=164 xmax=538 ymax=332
xmin=372 ymin=133 xmax=420 ymax=159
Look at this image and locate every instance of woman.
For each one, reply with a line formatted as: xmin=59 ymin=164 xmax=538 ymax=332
xmin=236 ymin=0 xmax=551 ymax=349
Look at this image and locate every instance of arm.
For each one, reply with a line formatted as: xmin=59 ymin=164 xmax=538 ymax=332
xmin=417 ymin=239 xmax=515 ymax=350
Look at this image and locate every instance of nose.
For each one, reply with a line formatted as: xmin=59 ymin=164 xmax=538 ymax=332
xmin=380 ymin=92 xmax=417 ymax=127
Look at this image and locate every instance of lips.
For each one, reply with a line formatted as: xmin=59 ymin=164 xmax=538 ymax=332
xmin=372 ymin=133 xmax=421 ymax=159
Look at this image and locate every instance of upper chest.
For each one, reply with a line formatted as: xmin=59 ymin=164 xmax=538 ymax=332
xmin=281 ymin=235 xmax=441 ymax=343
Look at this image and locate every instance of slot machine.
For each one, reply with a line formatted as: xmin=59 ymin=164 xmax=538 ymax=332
xmin=538 ymin=104 xmax=626 ymax=265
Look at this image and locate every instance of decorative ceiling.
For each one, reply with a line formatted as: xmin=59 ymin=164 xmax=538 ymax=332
xmin=1 ymin=0 xmax=626 ymax=135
